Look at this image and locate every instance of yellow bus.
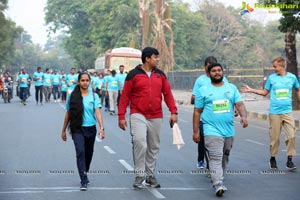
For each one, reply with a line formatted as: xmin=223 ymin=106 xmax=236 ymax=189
xmin=95 ymin=47 xmax=142 ymax=73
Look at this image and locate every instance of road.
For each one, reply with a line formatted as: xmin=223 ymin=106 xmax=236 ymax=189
xmin=0 ymin=94 xmax=299 ymax=200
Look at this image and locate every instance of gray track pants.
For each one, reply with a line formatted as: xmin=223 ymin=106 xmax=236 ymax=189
xmin=130 ymin=113 xmax=162 ymax=177
xmin=205 ymin=136 xmax=234 ymax=186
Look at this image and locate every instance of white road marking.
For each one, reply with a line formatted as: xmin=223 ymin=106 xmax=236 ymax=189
xmin=160 ymin=187 xmax=207 ymax=191
xmin=119 ymin=159 xmax=134 ymax=171
xmin=178 ymin=119 xmax=189 ymax=123
xmin=0 ymin=191 xmax=44 ymax=194
xmin=245 ymin=139 xmax=265 ymax=146
xmin=59 ymin=102 xmax=65 ymax=109
xmin=147 ymin=188 xmax=166 ymax=199
xmin=104 ymin=146 xmax=116 ymax=154
xmin=0 ymin=187 xmax=209 ymax=195
xmin=118 ymin=160 xmax=166 ymax=199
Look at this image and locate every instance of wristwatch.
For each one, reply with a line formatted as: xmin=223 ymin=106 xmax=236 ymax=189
xmin=100 ymin=128 xmax=105 ymax=130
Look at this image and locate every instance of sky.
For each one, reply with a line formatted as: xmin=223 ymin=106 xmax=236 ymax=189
xmin=5 ymin=0 xmax=47 ymax=46
xmin=4 ymin=0 xmax=281 ymax=47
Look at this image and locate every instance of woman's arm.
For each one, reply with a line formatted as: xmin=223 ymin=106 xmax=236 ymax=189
xmin=61 ymin=111 xmax=70 ymax=141
xmin=95 ymin=108 xmax=105 ymax=139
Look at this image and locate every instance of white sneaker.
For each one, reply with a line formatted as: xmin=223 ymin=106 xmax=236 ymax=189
xmin=214 ymin=183 xmax=227 ymax=197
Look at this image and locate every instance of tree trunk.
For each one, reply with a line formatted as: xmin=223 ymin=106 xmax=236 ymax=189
xmin=285 ymin=31 xmax=299 ymax=110
xmin=152 ymin=0 xmax=174 ymax=73
xmin=139 ymin=0 xmax=151 ymax=48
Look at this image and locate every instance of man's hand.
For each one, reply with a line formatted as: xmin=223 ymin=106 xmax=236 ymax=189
xmin=240 ymin=85 xmax=251 ymax=93
xmin=61 ymin=130 xmax=67 ymax=141
xmin=119 ymin=120 xmax=127 ymax=131
xmin=193 ymin=132 xmax=200 ymax=143
xmin=240 ymin=117 xmax=248 ymax=128
xmin=169 ymin=113 xmax=178 ymax=128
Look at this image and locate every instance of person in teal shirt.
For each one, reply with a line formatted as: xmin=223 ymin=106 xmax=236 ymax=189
xmin=18 ymin=68 xmax=30 ymax=105
xmin=106 ymin=70 xmax=119 ymax=115
xmin=52 ymin=70 xmax=61 ymax=102
xmin=93 ymin=73 xmax=104 ymax=106
xmin=61 ymin=76 xmax=68 ymax=102
xmin=103 ymin=70 xmax=111 ymax=112
xmin=117 ymin=65 xmax=127 ymax=106
xmin=43 ymin=68 xmax=52 ymax=103
xmin=61 ymin=72 xmax=105 ymax=191
xmin=191 ymin=56 xmax=229 ymax=170
xmin=66 ymin=68 xmax=78 ymax=95
xmin=193 ymin=63 xmax=248 ymax=197
xmin=33 ymin=66 xmax=44 ymax=105
xmin=241 ymin=57 xmax=299 ymax=171
xmin=91 ymin=72 xmax=98 ymax=92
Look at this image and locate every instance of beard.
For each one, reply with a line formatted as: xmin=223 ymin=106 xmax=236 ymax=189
xmin=211 ymin=76 xmax=223 ymax=83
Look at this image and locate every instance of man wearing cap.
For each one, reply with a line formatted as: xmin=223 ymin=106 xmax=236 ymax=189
xmin=193 ymin=63 xmax=248 ymax=197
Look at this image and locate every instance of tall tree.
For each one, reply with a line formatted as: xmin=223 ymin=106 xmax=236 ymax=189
xmin=45 ymin=0 xmax=96 ymax=69
xmin=87 ymin=0 xmax=140 ymax=52
xmin=152 ymin=0 xmax=174 ymax=73
xmin=139 ymin=0 xmax=151 ymax=48
xmin=277 ymin=0 xmax=300 ymax=110
xmin=0 ymin=0 xmax=22 ymax=69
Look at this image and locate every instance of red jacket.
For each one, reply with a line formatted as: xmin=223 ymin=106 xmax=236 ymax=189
xmin=118 ymin=66 xmax=177 ymax=120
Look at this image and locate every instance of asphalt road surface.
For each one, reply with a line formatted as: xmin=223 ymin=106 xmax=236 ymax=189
xmin=0 ymin=94 xmax=299 ymax=200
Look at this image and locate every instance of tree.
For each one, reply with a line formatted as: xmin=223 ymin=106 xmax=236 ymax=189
xmin=171 ymin=1 xmax=210 ymax=70
xmin=45 ymin=0 xmax=96 ymax=69
xmin=152 ymin=0 xmax=174 ymax=73
xmin=277 ymin=0 xmax=300 ymax=110
xmin=0 ymin=0 xmax=23 ymax=70
xmin=87 ymin=0 xmax=140 ymax=52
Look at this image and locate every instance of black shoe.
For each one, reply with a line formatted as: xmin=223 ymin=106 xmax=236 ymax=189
xmin=269 ymin=158 xmax=277 ymax=170
xmin=80 ymin=183 xmax=88 ymax=191
xmin=145 ymin=176 xmax=160 ymax=188
xmin=286 ymin=160 xmax=297 ymax=171
xmin=133 ymin=177 xmax=145 ymax=189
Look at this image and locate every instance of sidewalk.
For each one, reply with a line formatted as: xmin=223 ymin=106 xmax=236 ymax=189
xmin=172 ymin=90 xmax=300 ymax=128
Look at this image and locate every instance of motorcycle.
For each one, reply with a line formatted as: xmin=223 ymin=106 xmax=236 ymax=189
xmin=3 ymin=81 xmax=13 ymax=103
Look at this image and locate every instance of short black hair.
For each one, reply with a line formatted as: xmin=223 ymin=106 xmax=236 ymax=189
xmin=204 ymin=56 xmax=217 ymax=66
xmin=141 ymin=47 xmax=159 ymax=63
xmin=207 ymin=63 xmax=223 ymax=73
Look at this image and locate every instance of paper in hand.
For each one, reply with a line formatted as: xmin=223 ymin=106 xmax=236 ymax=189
xmin=172 ymin=123 xmax=185 ymax=149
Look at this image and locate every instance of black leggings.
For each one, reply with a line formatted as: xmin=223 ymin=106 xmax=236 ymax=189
xmin=198 ymin=121 xmax=209 ymax=169
xmin=35 ymin=86 xmax=43 ymax=103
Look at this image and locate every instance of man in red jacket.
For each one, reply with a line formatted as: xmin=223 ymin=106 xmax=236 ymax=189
xmin=118 ymin=47 xmax=178 ymax=189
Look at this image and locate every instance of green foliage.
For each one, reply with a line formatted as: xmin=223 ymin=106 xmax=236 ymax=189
xmin=87 ymin=0 xmax=140 ymax=53
xmin=278 ymin=0 xmax=300 ymax=32
xmin=171 ymin=1 xmax=210 ymax=70
xmin=0 ymin=3 xmax=22 ymax=70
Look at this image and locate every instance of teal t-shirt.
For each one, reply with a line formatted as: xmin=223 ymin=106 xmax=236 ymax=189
xmin=265 ymin=72 xmax=299 ymax=114
xmin=61 ymin=80 xmax=68 ymax=92
xmin=194 ymin=82 xmax=242 ymax=137
xmin=91 ymin=76 xmax=99 ymax=88
xmin=192 ymin=74 xmax=228 ymax=96
xmin=18 ymin=74 xmax=30 ymax=88
xmin=117 ymin=73 xmax=127 ymax=89
xmin=52 ymin=74 xmax=61 ymax=86
xmin=33 ymin=72 xmax=43 ymax=86
xmin=107 ymin=75 xmax=119 ymax=91
xmin=66 ymin=74 xmax=78 ymax=90
xmin=65 ymin=92 xmax=102 ymax=127
xmin=96 ymin=78 xmax=104 ymax=90
xmin=103 ymin=76 xmax=108 ymax=91
xmin=43 ymin=73 xmax=52 ymax=87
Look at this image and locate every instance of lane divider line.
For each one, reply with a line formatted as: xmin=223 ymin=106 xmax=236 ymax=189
xmin=104 ymin=146 xmax=116 ymax=154
xmin=245 ymin=139 xmax=265 ymax=146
